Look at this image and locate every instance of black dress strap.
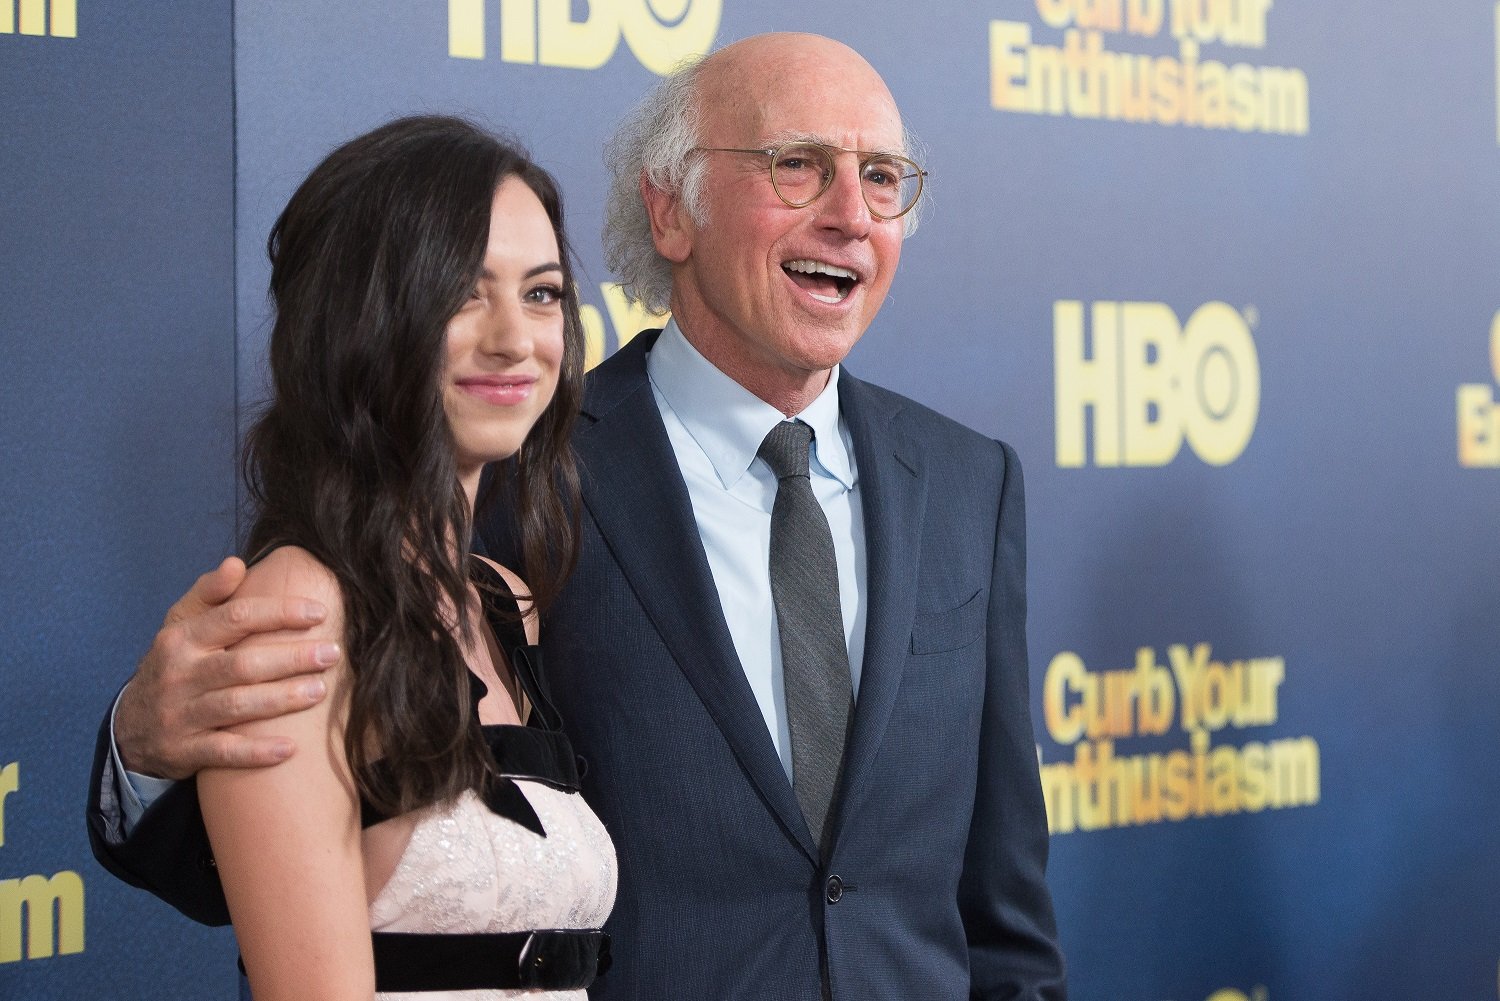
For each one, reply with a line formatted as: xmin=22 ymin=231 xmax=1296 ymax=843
xmin=359 ymin=556 xmax=579 ymax=833
xmin=469 ymin=558 xmax=567 ymax=733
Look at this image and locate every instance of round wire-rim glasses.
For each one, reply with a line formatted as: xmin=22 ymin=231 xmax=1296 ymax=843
xmin=696 ymin=141 xmax=928 ymax=221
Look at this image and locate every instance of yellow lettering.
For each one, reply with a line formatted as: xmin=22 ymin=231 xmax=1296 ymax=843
xmin=449 ymin=0 xmax=485 ymax=59
xmin=1206 ymin=990 xmax=1251 ymax=1001
xmin=1267 ymin=736 xmax=1320 ymax=807
xmin=1256 ymin=64 xmax=1309 ymax=135
xmin=599 ymin=282 xmax=668 ymax=354
xmin=1162 ymin=745 xmax=1193 ymax=820
xmin=1490 ymin=309 xmax=1500 ymax=382
xmin=1056 ymin=301 xmax=1258 ymax=467
xmin=536 ymin=0 xmax=616 ymax=70
xmin=1199 ymin=659 xmax=1233 ymax=731
xmin=1054 ymin=300 xmax=1121 ymax=466
xmin=1035 ymin=0 xmax=1077 ymax=30
xmin=18 ymin=0 xmax=44 ymax=35
xmin=1121 ymin=300 xmax=1183 ymax=465
xmin=1238 ymin=741 xmax=1268 ymax=810
xmin=619 ymin=0 xmax=720 ymax=76
xmin=1240 ymin=656 xmax=1283 ymax=726
xmin=0 ymin=872 xmax=85 ymax=963
xmin=578 ymin=304 xmax=607 ymax=373
xmin=1135 ymin=647 xmax=1175 ymax=735
xmin=990 ymin=21 xmax=1037 ymax=112
xmin=1126 ymin=0 xmax=1164 ymax=35
xmin=500 ymin=0 xmax=537 ymax=63
xmin=1168 ymin=642 xmax=1209 ymax=730
xmin=1179 ymin=301 xmax=1259 ymax=465
xmin=0 ymin=762 xmax=16 ymax=848
xmin=1039 ymin=729 xmax=1319 ymax=833
xmin=1457 ymin=384 xmax=1500 ymax=467
xmin=1043 ymin=652 xmax=1088 ymax=745
xmin=49 ymin=0 xmax=74 ymax=37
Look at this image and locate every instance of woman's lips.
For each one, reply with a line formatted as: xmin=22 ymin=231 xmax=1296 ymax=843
xmin=455 ymin=375 xmax=537 ymax=405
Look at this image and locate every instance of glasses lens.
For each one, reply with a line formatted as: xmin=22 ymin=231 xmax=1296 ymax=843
xmin=860 ymin=154 xmax=921 ymax=218
xmin=770 ymin=144 xmax=834 ymax=207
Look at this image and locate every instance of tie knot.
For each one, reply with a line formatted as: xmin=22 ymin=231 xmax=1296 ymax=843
xmin=758 ymin=420 xmax=814 ymax=480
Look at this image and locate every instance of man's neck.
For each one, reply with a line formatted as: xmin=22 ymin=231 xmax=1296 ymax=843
xmin=671 ymin=322 xmax=834 ymax=419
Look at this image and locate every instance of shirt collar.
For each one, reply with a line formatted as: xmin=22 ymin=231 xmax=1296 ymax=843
xmin=646 ymin=319 xmax=855 ymax=491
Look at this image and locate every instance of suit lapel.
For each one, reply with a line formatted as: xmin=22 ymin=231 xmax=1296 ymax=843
xmin=829 ymin=374 xmax=926 ymax=843
xmin=576 ymin=332 xmax=818 ymax=861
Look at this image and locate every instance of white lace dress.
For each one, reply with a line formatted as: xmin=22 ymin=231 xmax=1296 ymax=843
xmin=369 ymin=781 xmax=617 ymax=1000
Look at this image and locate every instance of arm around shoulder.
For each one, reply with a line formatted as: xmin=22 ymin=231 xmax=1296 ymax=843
xmin=196 ymin=548 xmax=375 ymax=1001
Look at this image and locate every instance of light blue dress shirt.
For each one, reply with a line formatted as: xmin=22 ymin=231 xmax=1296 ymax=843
xmin=646 ymin=320 xmax=867 ymax=780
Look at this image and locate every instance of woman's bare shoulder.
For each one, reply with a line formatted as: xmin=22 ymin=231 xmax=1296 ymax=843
xmin=239 ymin=546 xmax=345 ymax=637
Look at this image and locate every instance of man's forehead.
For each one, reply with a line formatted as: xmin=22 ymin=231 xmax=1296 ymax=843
xmin=700 ymin=36 xmax=904 ymax=141
xmin=755 ymin=130 xmax=909 ymax=157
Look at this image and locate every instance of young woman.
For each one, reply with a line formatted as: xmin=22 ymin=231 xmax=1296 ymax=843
xmin=196 ymin=116 xmax=615 ymax=1000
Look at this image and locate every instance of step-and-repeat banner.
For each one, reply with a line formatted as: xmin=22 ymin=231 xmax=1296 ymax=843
xmin=4 ymin=3 xmax=1497 ymax=999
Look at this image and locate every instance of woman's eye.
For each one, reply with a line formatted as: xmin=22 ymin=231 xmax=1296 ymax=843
xmin=526 ymin=285 xmax=564 ymax=304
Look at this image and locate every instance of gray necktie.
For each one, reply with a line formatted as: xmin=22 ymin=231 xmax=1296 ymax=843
xmin=758 ymin=420 xmax=852 ymax=849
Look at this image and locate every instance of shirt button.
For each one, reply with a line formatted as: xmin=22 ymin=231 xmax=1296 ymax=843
xmin=825 ymin=875 xmax=844 ymax=904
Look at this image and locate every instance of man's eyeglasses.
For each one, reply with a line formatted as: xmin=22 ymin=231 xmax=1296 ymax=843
xmin=695 ymin=141 xmax=927 ymax=221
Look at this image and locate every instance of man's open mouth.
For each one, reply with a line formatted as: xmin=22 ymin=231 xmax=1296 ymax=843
xmin=783 ymin=259 xmax=859 ymax=304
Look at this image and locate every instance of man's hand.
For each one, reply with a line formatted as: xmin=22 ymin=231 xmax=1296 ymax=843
xmin=114 ymin=557 xmax=339 ymax=780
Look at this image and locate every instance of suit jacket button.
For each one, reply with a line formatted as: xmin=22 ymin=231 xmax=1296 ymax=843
xmin=825 ymin=875 xmax=844 ymax=904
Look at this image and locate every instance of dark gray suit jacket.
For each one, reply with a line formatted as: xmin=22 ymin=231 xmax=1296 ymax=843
xmin=485 ymin=331 xmax=1064 ymax=1000
xmin=86 ymin=329 xmax=1065 ymax=1000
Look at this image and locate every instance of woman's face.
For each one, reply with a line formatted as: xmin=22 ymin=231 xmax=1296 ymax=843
xmin=444 ymin=176 xmax=567 ymax=490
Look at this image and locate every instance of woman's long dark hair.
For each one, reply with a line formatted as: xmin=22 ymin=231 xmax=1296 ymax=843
xmin=242 ymin=115 xmax=584 ymax=816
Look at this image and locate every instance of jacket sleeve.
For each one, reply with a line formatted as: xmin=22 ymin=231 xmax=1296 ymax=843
xmin=85 ymin=694 xmax=231 ymax=927
xmin=960 ymin=442 xmax=1068 ymax=1000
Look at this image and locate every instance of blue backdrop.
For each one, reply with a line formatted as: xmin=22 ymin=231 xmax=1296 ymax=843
xmin=3 ymin=2 xmax=1497 ymax=999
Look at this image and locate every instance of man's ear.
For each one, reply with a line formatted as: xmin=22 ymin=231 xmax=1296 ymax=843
xmin=641 ymin=172 xmax=692 ymax=263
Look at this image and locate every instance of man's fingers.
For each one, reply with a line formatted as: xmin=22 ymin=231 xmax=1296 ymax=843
xmin=165 ymin=557 xmax=247 ymax=624
xmin=202 ymin=639 xmax=341 ymax=690
xmin=192 ymin=731 xmax=298 ymax=770
xmin=186 ymin=676 xmax=330 ymax=732
xmin=183 ymin=594 xmax=329 ymax=651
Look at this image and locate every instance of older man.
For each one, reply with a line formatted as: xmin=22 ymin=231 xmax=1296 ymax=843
xmin=89 ymin=33 xmax=1066 ymax=1000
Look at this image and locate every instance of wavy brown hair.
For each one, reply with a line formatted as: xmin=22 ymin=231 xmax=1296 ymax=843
xmin=242 ymin=115 xmax=584 ymax=816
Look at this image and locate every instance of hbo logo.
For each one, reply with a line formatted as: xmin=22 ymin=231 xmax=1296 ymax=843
xmin=449 ymin=0 xmax=721 ymax=76
xmin=1055 ymin=300 xmax=1261 ymax=467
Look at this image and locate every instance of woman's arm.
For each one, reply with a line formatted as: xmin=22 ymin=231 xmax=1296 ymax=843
xmin=197 ymin=547 xmax=374 ymax=1001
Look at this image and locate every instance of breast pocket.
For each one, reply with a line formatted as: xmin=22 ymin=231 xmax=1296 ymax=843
xmin=908 ymin=588 xmax=987 ymax=655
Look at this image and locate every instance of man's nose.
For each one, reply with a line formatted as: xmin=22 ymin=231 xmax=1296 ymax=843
xmin=814 ymin=160 xmax=872 ymax=238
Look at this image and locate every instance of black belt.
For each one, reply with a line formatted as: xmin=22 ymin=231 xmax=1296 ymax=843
xmin=371 ymin=928 xmax=610 ymax=992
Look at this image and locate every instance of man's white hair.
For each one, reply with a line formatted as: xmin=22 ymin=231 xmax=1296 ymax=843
xmin=602 ymin=58 xmax=709 ymax=315
xmin=602 ymin=52 xmax=927 ymax=314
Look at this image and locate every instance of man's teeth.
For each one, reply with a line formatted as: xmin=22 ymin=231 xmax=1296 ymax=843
xmin=784 ymin=260 xmax=858 ymax=281
xmin=784 ymin=259 xmax=857 ymax=303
